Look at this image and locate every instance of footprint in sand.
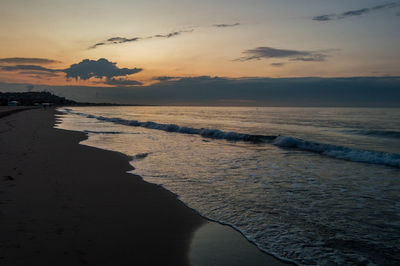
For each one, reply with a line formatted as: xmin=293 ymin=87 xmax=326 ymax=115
xmin=3 ymin=175 xmax=14 ymax=181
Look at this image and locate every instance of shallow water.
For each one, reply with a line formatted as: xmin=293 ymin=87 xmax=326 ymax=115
xmin=57 ymin=106 xmax=400 ymax=265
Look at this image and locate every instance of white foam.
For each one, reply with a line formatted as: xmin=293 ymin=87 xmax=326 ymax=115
xmin=273 ymin=136 xmax=400 ymax=168
xmin=61 ymin=108 xmax=400 ymax=168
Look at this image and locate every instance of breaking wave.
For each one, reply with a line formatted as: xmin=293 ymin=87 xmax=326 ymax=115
xmin=62 ymin=108 xmax=400 ymax=168
xmin=272 ymin=136 xmax=400 ymax=168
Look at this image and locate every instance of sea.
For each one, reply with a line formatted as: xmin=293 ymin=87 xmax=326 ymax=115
xmin=56 ymin=106 xmax=400 ymax=265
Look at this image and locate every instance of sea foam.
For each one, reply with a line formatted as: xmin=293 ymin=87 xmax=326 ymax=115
xmin=62 ymin=108 xmax=400 ymax=168
xmin=272 ymin=136 xmax=400 ymax=168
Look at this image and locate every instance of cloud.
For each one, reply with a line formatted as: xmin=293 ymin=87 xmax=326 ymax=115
xmin=0 ymin=58 xmax=143 ymax=86
xmin=152 ymin=30 xmax=192 ymax=38
xmin=2 ymin=76 xmax=400 ymax=107
xmin=107 ymin=37 xmax=140 ymax=43
xmin=64 ymin=58 xmax=142 ymax=80
xmin=312 ymin=15 xmax=335 ymax=22
xmin=0 ymin=57 xmax=60 ymax=65
xmin=19 ymin=71 xmax=60 ymax=77
xmin=152 ymin=76 xmax=180 ymax=81
xmin=151 ymin=76 xmax=231 ymax=86
xmin=104 ymin=78 xmax=143 ymax=86
xmin=290 ymin=54 xmax=327 ymax=62
xmin=213 ymin=23 xmax=240 ymax=27
xmin=236 ymin=47 xmax=329 ymax=62
xmin=0 ymin=64 xmax=61 ymax=72
xmin=89 ymin=42 xmax=106 ymax=49
xmin=313 ymin=2 xmax=400 ymax=21
xmin=89 ymin=30 xmax=192 ymax=49
xmin=270 ymin=62 xmax=285 ymax=67
xmin=89 ymin=37 xmax=141 ymax=49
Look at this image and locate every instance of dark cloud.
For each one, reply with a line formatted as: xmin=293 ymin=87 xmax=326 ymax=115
xmin=0 ymin=58 xmax=143 ymax=86
xmin=106 ymin=37 xmax=140 ymax=44
xmin=0 ymin=65 xmax=61 ymax=73
xmin=143 ymin=76 xmax=400 ymax=107
xmin=89 ymin=30 xmax=192 ymax=49
xmin=238 ymin=47 xmax=309 ymax=60
xmin=213 ymin=23 xmax=240 ymax=27
xmin=107 ymin=37 xmax=140 ymax=43
xmin=271 ymin=62 xmax=285 ymax=67
xmin=312 ymin=14 xmax=336 ymax=21
xmin=152 ymin=76 xmax=180 ymax=82
xmin=89 ymin=42 xmax=106 ymax=49
xmin=153 ymin=31 xmax=186 ymax=38
xmin=151 ymin=76 xmax=229 ymax=85
xmin=104 ymin=78 xmax=143 ymax=87
xmin=1 ymin=77 xmax=400 ymax=107
xmin=89 ymin=37 xmax=140 ymax=49
xmin=64 ymin=58 xmax=142 ymax=80
xmin=341 ymin=8 xmax=371 ymax=17
xmin=236 ymin=47 xmax=329 ymax=62
xmin=313 ymin=2 xmax=400 ymax=21
xmin=0 ymin=57 xmax=60 ymax=65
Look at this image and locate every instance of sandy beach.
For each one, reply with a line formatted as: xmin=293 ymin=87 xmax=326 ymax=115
xmin=0 ymin=108 xmax=289 ymax=265
xmin=0 ymin=107 xmax=35 ymax=119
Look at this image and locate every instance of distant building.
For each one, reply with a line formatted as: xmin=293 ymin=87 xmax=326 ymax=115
xmin=7 ymin=101 xmax=19 ymax=106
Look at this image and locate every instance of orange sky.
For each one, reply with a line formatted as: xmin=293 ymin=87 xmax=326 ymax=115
xmin=1 ymin=0 xmax=399 ymax=87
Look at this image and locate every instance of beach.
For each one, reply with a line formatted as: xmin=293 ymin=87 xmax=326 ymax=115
xmin=0 ymin=108 xmax=287 ymax=266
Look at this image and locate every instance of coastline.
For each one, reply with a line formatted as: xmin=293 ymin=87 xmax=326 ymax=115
xmin=0 ymin=108 xmax=290 ymax=265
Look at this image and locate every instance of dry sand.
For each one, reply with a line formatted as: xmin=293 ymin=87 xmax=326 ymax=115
xmin=0 ymin=108 xmax=290 ymax=265
xmin=0 ymin=106 xmax=35 ymax=119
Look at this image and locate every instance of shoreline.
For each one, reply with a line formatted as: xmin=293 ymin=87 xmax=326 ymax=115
xmin=0 ymin=108 xmax=290 ymax=265
xmin=57 ymin=108 xmax=294 ymax=266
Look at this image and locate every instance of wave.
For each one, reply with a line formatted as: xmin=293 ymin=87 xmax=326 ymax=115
xmin=272 ymin=136 xmax=400 ymax=168
xmin=61 ymin=108 xmax=400 ymax=168
xmin=345 ymin=129 xmax=400 ymax=139
xmin=63 ymin=108 xmax=274 ymax=142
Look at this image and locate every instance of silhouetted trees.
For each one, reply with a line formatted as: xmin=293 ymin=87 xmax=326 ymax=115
xmin=0 ymin=91 xmax=76 ymax=106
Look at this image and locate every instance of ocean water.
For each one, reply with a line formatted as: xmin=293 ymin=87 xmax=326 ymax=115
xmin=56 ymin=106 xmax=400 ymax=265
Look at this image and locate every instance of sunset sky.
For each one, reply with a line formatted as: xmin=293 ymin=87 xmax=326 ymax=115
xmin=0 ymin=0 xmax=400 ymax=105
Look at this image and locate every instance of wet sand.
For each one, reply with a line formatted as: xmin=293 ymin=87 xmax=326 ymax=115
xmin=0 ymin=108 xmax=289 ymax=265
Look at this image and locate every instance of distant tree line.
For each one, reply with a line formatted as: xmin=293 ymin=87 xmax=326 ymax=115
xmin=0 ymin=91 xmax=140 ymax=106
xmin=0 ymin=91 xmax=77 ymax=106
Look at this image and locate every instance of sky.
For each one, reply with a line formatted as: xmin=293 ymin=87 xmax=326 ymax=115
xmin=0 ymin=0 xmax=399 ymax=105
